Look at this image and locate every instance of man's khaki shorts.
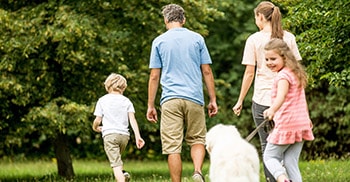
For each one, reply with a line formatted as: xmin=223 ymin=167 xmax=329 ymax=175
xmin=160 ymin=98 xmax=206 ymax=154
xmin=103 ymin=133 xmax=129 ymax=167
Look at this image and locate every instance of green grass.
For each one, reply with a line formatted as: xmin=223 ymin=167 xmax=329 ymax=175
xmin=0 ymin=159 xmax=349 ymax=181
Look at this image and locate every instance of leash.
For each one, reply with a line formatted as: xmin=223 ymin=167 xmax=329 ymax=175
xmin=245 ymin=119 xmax=270 ymax=142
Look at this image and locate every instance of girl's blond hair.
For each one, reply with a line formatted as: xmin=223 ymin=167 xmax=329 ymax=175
xmin=104 ymin=73 xmax=127 ymax=93
xmin=265 ymin=38 xmax=307 ymax=88
xmin=254 ymin=1 xmax=283 ymax=39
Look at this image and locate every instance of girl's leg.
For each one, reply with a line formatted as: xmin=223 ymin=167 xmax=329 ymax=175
xmin=252 ymin=102 xmax=276 ymax=182
xmin=263 ymin=143 xmax=289 ymax=181
xmin=284 ymin=142 xmax=304 ymax=182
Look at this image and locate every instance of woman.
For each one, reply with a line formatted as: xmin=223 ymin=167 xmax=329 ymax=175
xmin=232 ymin=1 xmax=302 ymax=181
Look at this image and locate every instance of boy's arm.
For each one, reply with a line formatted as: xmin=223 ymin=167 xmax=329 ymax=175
xmin=92 ymin=116 xmax=102 ymax=132
xmin=128 ymin=112 xmax=145 ymax=149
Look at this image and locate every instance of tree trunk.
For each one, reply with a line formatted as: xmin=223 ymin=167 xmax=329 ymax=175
xmin=54 ymin=132 xmax=74 ymax=179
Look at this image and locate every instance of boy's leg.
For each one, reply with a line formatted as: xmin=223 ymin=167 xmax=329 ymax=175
xmin=112 ymin=166 xmax=125 ymax=181
xmin=103 ymin=134 xmax=129 ymax=182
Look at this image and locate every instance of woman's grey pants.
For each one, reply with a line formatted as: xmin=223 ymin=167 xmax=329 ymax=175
xmin=252 ymin=101 xmax=276 ymax=182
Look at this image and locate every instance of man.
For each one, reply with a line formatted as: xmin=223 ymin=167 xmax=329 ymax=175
xmin=146 ymin=4 xmax=218 ymax=182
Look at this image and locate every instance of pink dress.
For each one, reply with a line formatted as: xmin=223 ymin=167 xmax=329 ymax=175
xmin=267 ymin=67 xmax=314 ymax=145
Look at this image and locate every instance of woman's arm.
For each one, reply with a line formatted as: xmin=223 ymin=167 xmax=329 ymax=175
xmin=232 ymin=65 xmax=255 ymax=116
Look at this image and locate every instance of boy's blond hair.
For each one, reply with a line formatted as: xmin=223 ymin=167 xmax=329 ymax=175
xmin=104 ymin=73 xmax=127 ymax=93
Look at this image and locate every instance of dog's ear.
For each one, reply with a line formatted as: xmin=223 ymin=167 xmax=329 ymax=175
xmin=206 ymin=125 xmax=218 ymax=154
xmin=228 ymin=125 xmax=242 ymax=138
xmin=205 ymin=136 xmax=212 ymax=154
xmin=205 ymin=144 xmax=212 ymax=154
xmin=205 ymin=133 xmax=212 ymax=154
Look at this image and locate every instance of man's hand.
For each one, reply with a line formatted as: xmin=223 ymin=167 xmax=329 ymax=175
xmin=207 ymin=102 xmax=218 ymax=118
xmin=146 ymin=107 xmax=158 ymax=123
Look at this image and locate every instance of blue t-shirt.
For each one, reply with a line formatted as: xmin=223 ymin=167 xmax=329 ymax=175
xmin=149 ymin=27 xmax=212 ymax=105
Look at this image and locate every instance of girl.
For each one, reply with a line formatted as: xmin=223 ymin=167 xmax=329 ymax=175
xmin=232 ymin=2 xmax=302 ymax=181
xmin=263 ymin=39 xmax=314 ymax=182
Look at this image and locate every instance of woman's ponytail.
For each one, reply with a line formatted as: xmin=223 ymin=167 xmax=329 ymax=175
xmin=255 ymin=1 xmax=284 ymax=39
xmin=270 ymin=6 xmax=283 ymax=39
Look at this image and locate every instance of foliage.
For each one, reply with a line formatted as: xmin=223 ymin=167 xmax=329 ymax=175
xmin=0 ymin=0 xmax=349 ymax=163
xmin=0 ymin=0 xmax=224 ymax=162
xmin=177 ymin=0 xmax=262 ymax=159
xmin=275 ymin=0 xmax=350 ymax=88
xmin=273 ymin=0 xmax=350 ymax=159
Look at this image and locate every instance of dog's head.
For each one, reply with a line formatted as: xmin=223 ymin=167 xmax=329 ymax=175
xmin=205 ymin=124 xmax=242 ymax=154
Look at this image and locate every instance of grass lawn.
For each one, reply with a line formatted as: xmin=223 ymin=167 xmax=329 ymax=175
xmin=0 ymin=159 xmax=349 ymax=181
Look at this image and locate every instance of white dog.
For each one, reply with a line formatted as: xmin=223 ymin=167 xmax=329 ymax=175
xmin=205 ymin=124 xmax=260 ymax=182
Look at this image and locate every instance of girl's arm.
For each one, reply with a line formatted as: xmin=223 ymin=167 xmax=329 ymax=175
xmin=128 ymin=112 xmax=145 ymax=149
xmin=264 ymin=79 xmax=289 ymax=120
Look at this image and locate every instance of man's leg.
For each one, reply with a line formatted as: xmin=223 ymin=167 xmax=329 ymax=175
xmin=168 ymin=153 xmax=182 ymax=182
xmin=183 ymin=100 xmax=206 ymax=181
xmin=161 ymin=99 xmax=185 ymax=182
xmin=191 ymin=143 xmax=205 ymax=173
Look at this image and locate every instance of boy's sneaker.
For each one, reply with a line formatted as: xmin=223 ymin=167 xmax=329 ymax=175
xmin=192 ymin=171 xmax=205 ymax=182
xmin=122 ymin=170 xmax=131 ymax=182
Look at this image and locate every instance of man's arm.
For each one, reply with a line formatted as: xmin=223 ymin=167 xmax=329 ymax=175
xmin=146 ymin=68 xmax=161 ymax=123
xmin=201 ymin=64 xmax=218 ymax=117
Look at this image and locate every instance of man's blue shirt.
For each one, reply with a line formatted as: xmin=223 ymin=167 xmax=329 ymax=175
xmin=149 ymin=27 xmax=212 ymax=105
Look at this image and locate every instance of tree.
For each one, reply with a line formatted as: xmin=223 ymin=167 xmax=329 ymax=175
xmin=0 ymin=0 xmax=223 ymax=178
xmin=1 ymin=0 xmax=349 ymax=175
xmin=24 ymin=97 xmax=91 ymax=179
